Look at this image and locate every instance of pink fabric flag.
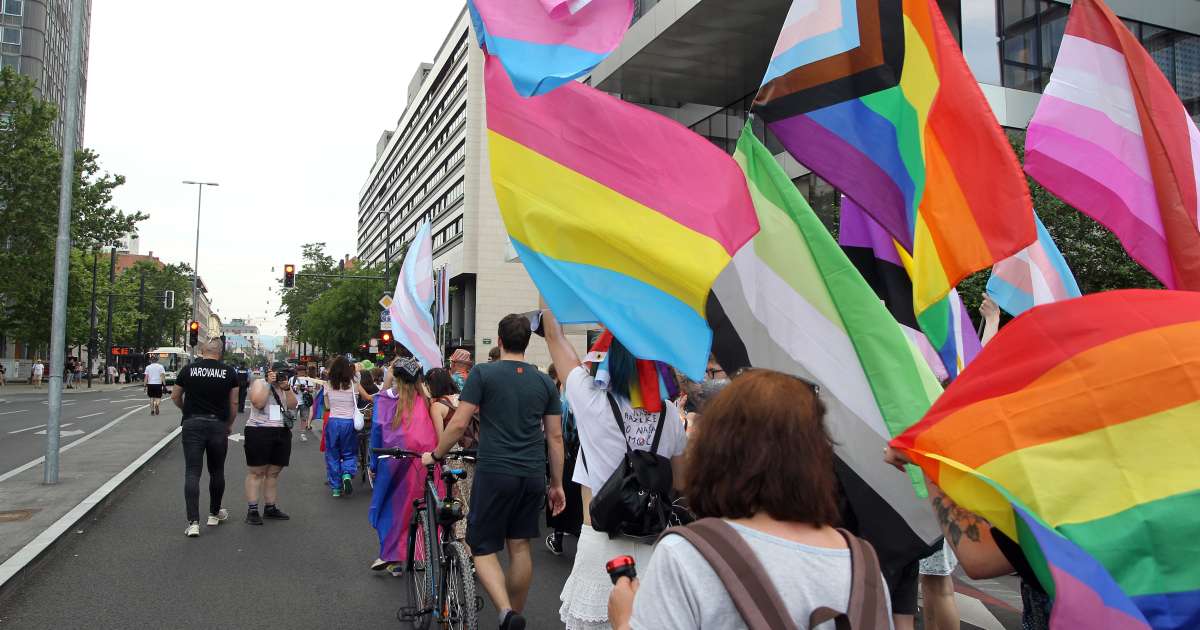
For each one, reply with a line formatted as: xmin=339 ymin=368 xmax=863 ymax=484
xmin=1024 ymin=0 xmax=1200 ymax=290
xmin=389 ymin=222 xmax=442 ymax=371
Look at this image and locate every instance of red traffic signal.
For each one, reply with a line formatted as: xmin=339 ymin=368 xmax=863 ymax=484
xmin=283 ymin=264 xmax=296 ymax=288
xmin=380 ymin=331 xmax=393 ymax=344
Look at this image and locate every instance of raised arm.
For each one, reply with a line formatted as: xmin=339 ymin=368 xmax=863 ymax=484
xmin=979 ymin=294 xmax=1001 ymax=347
xmin=544 ymin=411 xmax=566 ymax=516
xmin=540 ymin=297 xmax=583 ymax=383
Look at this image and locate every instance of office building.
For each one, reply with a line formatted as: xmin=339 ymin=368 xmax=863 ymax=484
xmin=0 ymin=0 xmax=91 ymax=147
xmin=357 ymin=9 xmax=585 ymax=366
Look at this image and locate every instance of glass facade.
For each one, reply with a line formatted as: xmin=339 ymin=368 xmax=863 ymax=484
xmin=998 ymin=0 xmax=1200 ymax=116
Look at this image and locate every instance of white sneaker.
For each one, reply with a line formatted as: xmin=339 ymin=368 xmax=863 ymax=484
xmin=185 ymin=522 xmax=200 ymax=537
xmin=206 ymin=509 xmax=229 ymax=526
xmin=299 ymin=432 xmax=308 ymax=442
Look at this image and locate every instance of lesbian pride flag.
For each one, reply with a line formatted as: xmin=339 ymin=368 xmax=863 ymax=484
xmin=753 ymin=0 xmax=1035 ymax=313
xmin=468 ymin=0 xmax=632 ymax=97
xmin=1025 ymin=0 xmax=1200 ymax=290
xmin=892 ymin=290 xmax=1200 ymax=629
xmin=484 ymin=57 xmax=758 ymax=379
xmin=987 ymin=213 xmax=1081 ymax=317
xmin=388 ymin=221 xmax=441 ymax=371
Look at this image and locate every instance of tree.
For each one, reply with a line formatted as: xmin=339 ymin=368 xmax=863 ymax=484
xmin=277 ymin=243 xmax=336 ymax=345
xmin=301 ymin=263 xmax=387 ymax=354
xmin=0 ymin=67 xmax=148 ymax=350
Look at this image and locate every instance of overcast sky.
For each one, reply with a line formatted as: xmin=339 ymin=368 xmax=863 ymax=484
xmin=84 ymin=1 xmax=464 ymax=336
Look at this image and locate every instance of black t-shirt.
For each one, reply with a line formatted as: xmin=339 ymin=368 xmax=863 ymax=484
xmin=176 ymin=358 xmax=238 ymax=422
xmin=459 ymin=361 xmax=560 ymax=478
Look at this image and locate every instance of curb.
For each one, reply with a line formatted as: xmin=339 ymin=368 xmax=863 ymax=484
xmin=0 ymin=422 xmax=180 ymax=590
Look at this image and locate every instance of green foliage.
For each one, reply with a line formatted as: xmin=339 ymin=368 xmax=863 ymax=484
xmin=276 ymin=243 xmax=336 ymax=342
xmin=300 ymin=262 xmax=387 ymax=354
xmin=0 ymin=67 xmax=149 ymax=349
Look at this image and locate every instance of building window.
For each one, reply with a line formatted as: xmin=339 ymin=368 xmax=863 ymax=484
xmin=2 ymin=0 xmax=21 ymax=17
xmin=997 ymin=1 xmax=1200 ymax=117
xmin=1 ymin=27 xmax=20 ymax=46
xmin=1 ymin=53 xmax=17 ymax=71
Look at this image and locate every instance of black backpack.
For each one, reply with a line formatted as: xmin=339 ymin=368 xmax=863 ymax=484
xmin=587 ymin=394 xmax=684 ymax=543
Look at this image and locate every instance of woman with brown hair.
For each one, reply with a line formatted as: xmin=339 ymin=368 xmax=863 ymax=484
xmin=609 ymin=369 xmax=893 ymax=629
xmin=321 ymin=355 xmax=374 ymax=497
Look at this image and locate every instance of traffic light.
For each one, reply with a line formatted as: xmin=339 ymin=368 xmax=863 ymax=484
xmin=380 ymin=331 xmax=393 ymax=345
xmin=188 ymin=321 xmax=200 ymax=347
xmin=163 ymin=290 xmax=175 ymax=310
xmin=283 ymin=264 xmax=295 ymax=288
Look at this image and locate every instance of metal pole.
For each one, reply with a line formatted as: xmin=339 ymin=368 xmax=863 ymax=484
xmin=190 ymin=185 xmax=202 ymax=358
xmin=87 ymin=249 xmax=98 ymax=389
xmin=45 ymin=0 xmax=88 ymax=484
xmin=104 ymin=246 xmax=116 ymax=383
xmin=135 ymin=272 xmax=145 ymax=367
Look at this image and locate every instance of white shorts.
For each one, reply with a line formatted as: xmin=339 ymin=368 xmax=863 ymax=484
xmin=919 ymin=540 xmax=959 ymax=576
xmin=559 ymin=526 xmax=658 ymax=630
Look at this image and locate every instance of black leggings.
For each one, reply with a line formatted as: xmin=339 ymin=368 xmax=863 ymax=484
xmin=182 ymin=416 xmax=229 ymax=523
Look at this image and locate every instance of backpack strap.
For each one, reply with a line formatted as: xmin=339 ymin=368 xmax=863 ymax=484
xmin=649 ymin=407 xmax=667 ymax=455
xmin=658 ymin=518 xmax=798 ymax=630
xmin=808 ymin=529 xmax=889 ymax=630
xmin=605 ymin=393 xmax=634 ymax=455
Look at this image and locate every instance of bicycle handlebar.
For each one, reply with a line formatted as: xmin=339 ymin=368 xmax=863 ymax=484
xmin=370 ymin=447 xmax=478 ymax=459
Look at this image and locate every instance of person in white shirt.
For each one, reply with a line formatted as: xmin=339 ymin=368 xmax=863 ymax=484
xmin=31 ymin=360 xmax=44 ymax=388
xmin=541 ymin=303 xmax=688 ymax=630
xmin=144 ymin=357 xmax=168 ymax=415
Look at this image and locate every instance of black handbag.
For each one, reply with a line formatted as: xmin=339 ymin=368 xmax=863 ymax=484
xmin=588 ymin=394 xmax=684 ymax=543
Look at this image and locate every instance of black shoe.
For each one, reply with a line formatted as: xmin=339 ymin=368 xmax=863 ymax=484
xmin=545 ymin=532 xmax=563 ymax=556
xmin=245 ymin=510 xmax=263 ymax=526
xmin=263 ymin=506 xmax=290 ymax=520
xmin=500 ymin=611 xmax=526 ymax=630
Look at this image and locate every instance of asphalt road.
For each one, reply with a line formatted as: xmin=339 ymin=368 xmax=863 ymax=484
xmin=0 ymin=418 xmax=578 ymax=629
xmin=0 ymin=386 xmax=150 ymax=474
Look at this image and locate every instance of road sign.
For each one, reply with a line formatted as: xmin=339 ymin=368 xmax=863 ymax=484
xmin=379 ymin=308 xmax=392 ymax=331
xmin=111 ymin=346 xmax=132 ymax=356
xmin=369 ymin=338 xmax=379 ymax=349
xmin=378 ymin=295 xmax=393 ymax=309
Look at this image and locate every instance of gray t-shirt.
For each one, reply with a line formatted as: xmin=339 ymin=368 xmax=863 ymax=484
xmin=631 ymin=522 xmax=892 ymax=630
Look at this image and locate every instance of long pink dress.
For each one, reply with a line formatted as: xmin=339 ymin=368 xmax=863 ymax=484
xmin=368 ymin=390 xmax=443 ymax=563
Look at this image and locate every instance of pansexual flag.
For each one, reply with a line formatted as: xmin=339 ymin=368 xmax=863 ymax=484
xmin=840 ymin=196 xmax=981 ymax=381
xmin=987 ymin=213 xmax=1081 ymax=317
xmin=754 ymin=0 xmax=1034 ymax=312
xmin=1024 ymin=0 xmax=1200 ymax=291
xmin=709 ymin=125 xmax=943 ymax=577
xmin=484 ymin=57 xmax=759 ymax=379
xmin=892 ymin=290 xmax=1200 ymax=630
xmin=388 ymin=221 xmax=442 ymax=371
xmin=468 ymin=0 xmax=633 ymax=97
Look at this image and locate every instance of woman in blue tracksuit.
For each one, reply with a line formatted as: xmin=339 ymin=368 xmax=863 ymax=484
xmin=322 ymin=356 xmax=373 ymax=497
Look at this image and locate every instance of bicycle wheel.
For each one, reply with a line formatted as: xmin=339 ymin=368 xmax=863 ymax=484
xmin=402 ymin=509 xmax=433 ymax=630
xmin=444 ymin=541 xmax=479 ymax=630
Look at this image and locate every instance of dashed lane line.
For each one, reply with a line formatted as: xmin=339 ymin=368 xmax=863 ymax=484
xmin=0 ymin=406 xmax=147 ymax=484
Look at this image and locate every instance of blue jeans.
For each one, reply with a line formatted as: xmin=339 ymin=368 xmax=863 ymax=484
xmin=324 ymin=417 xmax=357 ymax=489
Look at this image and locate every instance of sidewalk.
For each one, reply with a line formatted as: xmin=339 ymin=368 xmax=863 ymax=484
xmin=0 ymin=382 xmax=136 ymax=399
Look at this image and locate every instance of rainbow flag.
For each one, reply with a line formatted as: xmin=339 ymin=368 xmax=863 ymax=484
xmin=1024 ymin=0 xmax=1200 ymax=290
xmin=891 ymin=290 xmax=1200 ymax=629
xmin=388 ymin=221 xmax=442 ymax=371
xmin=986 ymin=212 xmax=1081 ymax=317
xmin=484 ymin=57 xmax=759 ymax=380
xmin=839 ymin=196 xmax=981 ymax=381
xmin=754 ymin=0 xmax=1034 ymax=312
xmin=709 ymin=124 xmax=943 ymax=577
xmin=467 ymin=0 xmax=633 ymax=97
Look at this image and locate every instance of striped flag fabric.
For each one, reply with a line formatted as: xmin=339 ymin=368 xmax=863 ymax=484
xmin=468 ymin=0 xmax=633 ymax=97
xmin=892 ymin=290 xmax=1200 ymax=630
xmin=710 ymin=124 xmax=943 ymax=576
xmin=484 ymin=56 xmax=760 ymax=379
xmin=1024 ymin=0 xmax=1200 ymax=290
xmin=754 ymin=0 xmax=1035 ymax=313
xmin=986 ymin=212 xmax=1082 ymax=317
xmin=839 ymin=197 xmax=982 ymax=381
xmin=436 ymin=267 xmax=451 ymax=326
xmin=388 ymin=221 xmax=442 ymax=371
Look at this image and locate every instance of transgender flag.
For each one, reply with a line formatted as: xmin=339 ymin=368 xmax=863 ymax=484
xmin=468 ymin=0 xmax=633 ymax=97
xmin=987 ymin=213 xmax=1081 ymax=317
xmin=1024 ymin=0 xmax=1200 ymax=291
xmin=389 ymin=222 xmax=442 ymax=371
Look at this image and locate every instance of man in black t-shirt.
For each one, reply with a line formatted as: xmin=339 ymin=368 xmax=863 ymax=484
xmin=171 ymin=339 xmax=240 ymax=538
xmin=423 ymin=314 xmax=565 ymax=630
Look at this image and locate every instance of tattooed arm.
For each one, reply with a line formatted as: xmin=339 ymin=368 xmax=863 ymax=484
xmin=885 ymin=448 xmax=1015 ymax=580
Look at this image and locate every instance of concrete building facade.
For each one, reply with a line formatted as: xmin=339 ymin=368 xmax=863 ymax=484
xmin=0 ymin=0 xmax=90 ymax=147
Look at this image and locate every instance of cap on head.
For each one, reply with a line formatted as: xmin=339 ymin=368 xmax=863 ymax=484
xmin=393 ymin=356 xmax=423 ymax=384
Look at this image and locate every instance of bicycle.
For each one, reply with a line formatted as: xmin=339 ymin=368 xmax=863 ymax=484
xmin=357 ymin=400 xmax=375 ymax=488
xmin=372 ymin=447 xmax=479 ymax=630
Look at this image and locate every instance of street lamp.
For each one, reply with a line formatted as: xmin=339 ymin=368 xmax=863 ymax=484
xmin=377 ymin=209 xmax=392 ymax=286
xmin=183 ymin=180 xmax=219 ymax=358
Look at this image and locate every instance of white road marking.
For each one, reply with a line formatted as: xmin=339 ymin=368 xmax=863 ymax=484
xmin=75 ymin=412 xmax=103 ymax=419
xmin=227 ymin=433 xmax=243 ymax=442
xmin=34 ymin=428 xmax=83 ymax=437
xmin=111 ymin=399 xmax=142 ymax=404
xmin=0 ymin=410 xmax=28 ymax=416
xmin=123 ymin=404 xmax=145 ymax=411
xmin=39 ymin=401 xmax=75 ymax=406
xmin=8 ymin=424 xmax=44 ymax=434
xmin=0 ymin=406 xmax=147 ymax=484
